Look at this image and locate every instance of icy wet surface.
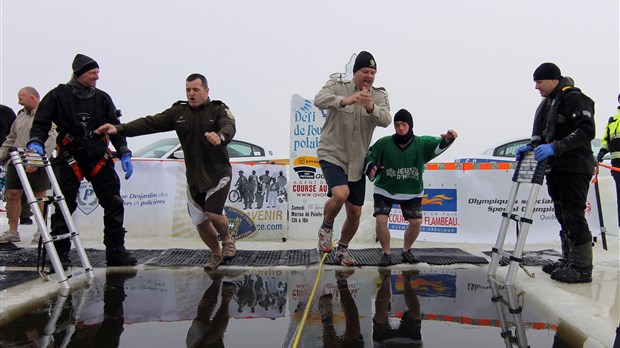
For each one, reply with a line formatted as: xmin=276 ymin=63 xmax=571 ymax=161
xmin=0 ymin=266 xmax=567 ymax=347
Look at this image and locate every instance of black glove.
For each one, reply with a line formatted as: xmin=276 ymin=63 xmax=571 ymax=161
xmin=365 ymin=162 xmax=377 ymax=177
xmin=596 ymin=149 xmax=608 ymax=163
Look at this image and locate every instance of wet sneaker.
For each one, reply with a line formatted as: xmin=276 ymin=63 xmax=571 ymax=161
xmin=378 ymin=253 xmax=392 ymax=267
xmin=0 ymin=231 xmax=20 ymax=244
xmin=335 ymin=248 xmax=356 ymax=266
xmin=401 ymin=249 xmax=421 ymax=264
xmin=222 ymin=240 xmax=237 ymax=261
xmin=318 ymin=227 xmax=333 ymax=253
xmin=204 ymin=253 xmax=223 ymax=271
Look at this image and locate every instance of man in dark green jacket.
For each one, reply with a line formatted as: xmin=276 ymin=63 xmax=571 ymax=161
xmin=96 ymin=73 xmax=237 ymax=271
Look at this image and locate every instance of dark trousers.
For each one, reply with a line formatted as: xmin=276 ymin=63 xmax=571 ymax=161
xmin=50 ymin=158 xmax=124 ymax=250
xmin=612 ymin=159 xmax=620 ymax=226
xmin=546 ymin=171 xmax=592 ymax=245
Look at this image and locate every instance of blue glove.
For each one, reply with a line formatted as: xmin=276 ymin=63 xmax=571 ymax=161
xmin=121 ymin=153 xmax=133 ymax=180
xmin=515 ymin=145 xmax=533 ymax=161
xmin=27 ymin=142 xmax=44 ymax=155
xmin=534 ymin=144 xmax=555 ymax=161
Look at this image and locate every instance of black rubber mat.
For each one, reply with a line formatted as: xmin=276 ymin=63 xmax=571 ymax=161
xmin=0 ymin=271 xmax=41 ymax=290
xmin=0 ymin=247 xmax=489 ymax=267
xmin=482 ymin=249 xmax=562 ymax=266
xmin=324 ymin=247 xmax=489 ymax=266
xmin=0 ymin=248 xmax=165 ymax=267
xmin=145 ymin=248 xmax=319 ymax=267
xmin=0 ymin=242 xmax=20 ymax=251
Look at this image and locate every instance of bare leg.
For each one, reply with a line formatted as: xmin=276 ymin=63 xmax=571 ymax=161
xmin=207 ymin=212 xmax=232 ymax=241
xmin=403 ymin=218 xmax=422 ymax=252
xmin=6 ymin=189 xmax=22 ymax=233
xmin=197 ymin=220 xmax=222 ymax=255
xmin=322 ymin=185 xmax=349 ymax=224
xmin=339 ymin=201 xmax=361 ymax=245
xmin=375 ymin=215 xmax=391 ymax=254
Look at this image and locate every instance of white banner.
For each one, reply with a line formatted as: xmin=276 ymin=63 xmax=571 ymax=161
xmin=63 ymin=101 xmax=615 ymax=245
xmin=73 ymin=160 xmax=288 ymax=242
xmin=288 ymin=94 xmax=328 ymax=242
xmin=287 ymin=94 xmax=610 ymax=245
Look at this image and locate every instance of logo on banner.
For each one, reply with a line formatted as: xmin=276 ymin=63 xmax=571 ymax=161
xmin=422 ymin=188 xmax=457 ymax=211
xmin=293 ymin=156 xmax=322 ymax=179
xmin=388 ymin=188 xmax=458 ymax=234
xmin=393 ymin=273 xmax=456 ymax=298
xmin=77 ymin=181 xmax=99 ymax=215
xmin=224 ymin=206 xmax=257 ymax=240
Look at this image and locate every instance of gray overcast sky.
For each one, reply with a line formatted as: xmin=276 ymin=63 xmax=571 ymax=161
xmin=1 ymin=0 xmax=618 ymax=161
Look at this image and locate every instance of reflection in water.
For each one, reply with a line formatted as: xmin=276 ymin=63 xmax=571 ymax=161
xmin=318 ymin=270 xmax=364 ymax=348
xmin=186 ymin=270 xmax=235 ymax=348
xmin=0 ymin=267 xmax=564 ymax=347
xmin=488 ymin=277 xmax=529 ymax=348
xmin=93 ymin=269 xmax=137 ymax=348
xmin=373 ymin=270 xmax=422 ymax=348
xmin=552 ymin=320 xmax=588 ymax=348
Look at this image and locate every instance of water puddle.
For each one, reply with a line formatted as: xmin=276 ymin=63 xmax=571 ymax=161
xmin=0 ymin=266 xmax=571 ymax=347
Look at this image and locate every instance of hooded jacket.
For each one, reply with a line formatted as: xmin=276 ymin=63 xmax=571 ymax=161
xmin=531 ymin=76 xmax=596 ymax=174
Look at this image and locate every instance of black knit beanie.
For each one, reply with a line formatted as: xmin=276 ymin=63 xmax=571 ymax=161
xmin=394 ymin=109 xmax=413 ymax=129
xmin=353 ymin=51 xmax=377 ymax=73
xmin=72 ymin=54 xmax=99 ymax=78
xmin=393 ymin=109 xmax=414 ymax=145
xmin=533 ymin=62 xmax=561 ymax=81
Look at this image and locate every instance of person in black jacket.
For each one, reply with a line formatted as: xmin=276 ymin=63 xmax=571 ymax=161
xmin=516 ymin=62 xmax=596 ymax=283
xmin=0 ymin=104 xmax=16 ymax=209
xmin=0 ymin=105 xmax=16 ymax=146
xmin=28 ymin=54 xmax=136 ymax=268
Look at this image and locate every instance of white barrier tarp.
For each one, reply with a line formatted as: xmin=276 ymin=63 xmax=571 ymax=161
xmin=288 ymin=94 xmax=612 ymax=244
xmin=73 ymin=161 xmax=288 ymax=241
xmin=66 ymin=93 xmax=616 ymax=244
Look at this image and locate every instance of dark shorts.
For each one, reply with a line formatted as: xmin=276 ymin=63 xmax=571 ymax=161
xmin=373 ymin=314 xmax=422 ymax=343
xmin=373 ymin=194 xmax=422 ymax=220
xmin=189 ymin=178 xmax=231 ymax=215
xmin=319 ymin=160 xmax=366 ymax=206
xmin=6 ymin=164 xmax=51 ymax=192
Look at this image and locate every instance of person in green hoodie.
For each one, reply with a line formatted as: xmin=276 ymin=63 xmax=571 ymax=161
xmin=365 ymin=109 xmax=457 ymax=266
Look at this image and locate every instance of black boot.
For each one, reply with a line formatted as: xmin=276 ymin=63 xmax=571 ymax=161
xmin=542 ymin=230 xmax=571 ymax=274
xmin=104 ymin=228 xmax=137 ymax=266
xmin=551 ymin=242 xmax=592 ymax=283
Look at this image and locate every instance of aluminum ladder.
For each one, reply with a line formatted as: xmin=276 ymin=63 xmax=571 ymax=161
xmin=488 ymin=277 xmax=530 ymax=348
xmin=39 ymin=278 xmax=93 ymax=348
xmin=9 ymin=147 xmax=94 ymax=289
xmin=488 ymin=151 xmax=547 ymax=285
